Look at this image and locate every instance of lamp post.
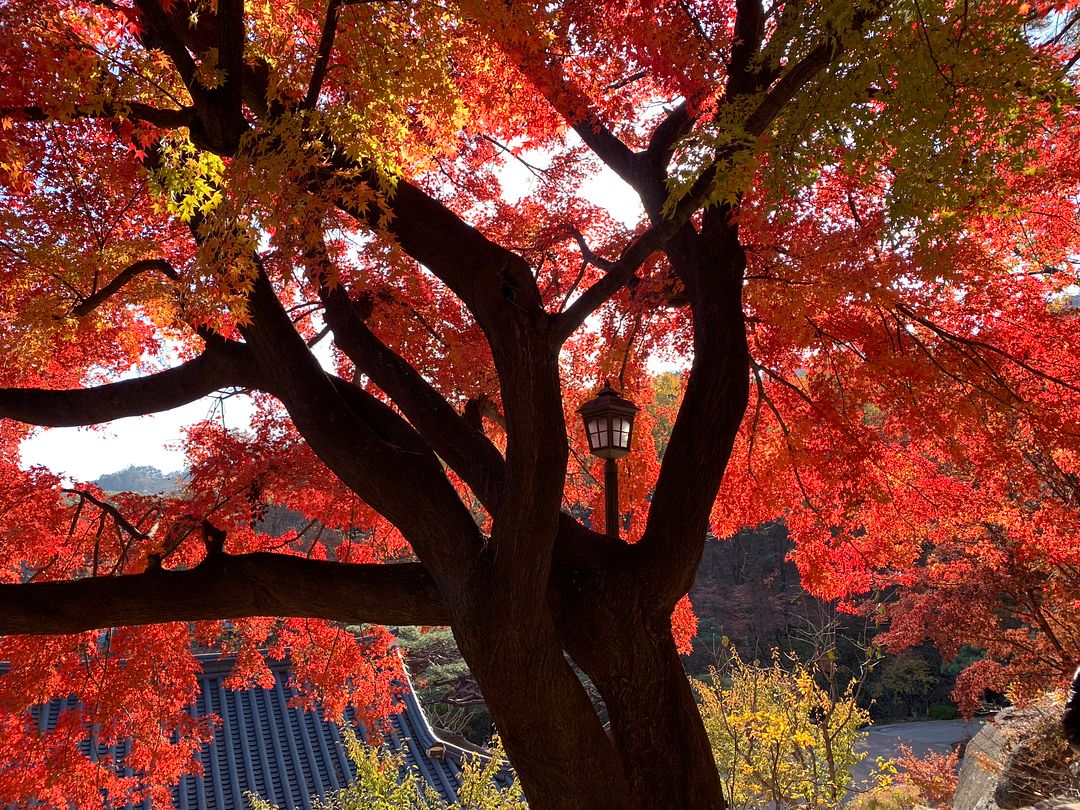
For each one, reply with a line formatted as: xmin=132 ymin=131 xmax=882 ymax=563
xmin=577 ymin=381 xmax=640 ymax=539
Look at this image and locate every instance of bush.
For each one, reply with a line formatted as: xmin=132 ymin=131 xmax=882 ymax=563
xmin=847 ymin=783 xmax=923 ymax=810
xmin=894 ymin=745 xmax=958 ymax=807
xmin=246 ymin=728 xmax=525 ymax=810
xmin=695 ymin=648 xmax=870 ymax=809
xmin=928 ymin=702 xmax=958 ymax=720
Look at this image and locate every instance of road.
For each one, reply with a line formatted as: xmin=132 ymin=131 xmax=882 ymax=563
xmin=850 ymin=718 xmax=986 ymax=790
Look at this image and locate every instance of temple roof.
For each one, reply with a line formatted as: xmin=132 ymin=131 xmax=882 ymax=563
xmin=25 ymin=654 xmax=505 ymax=809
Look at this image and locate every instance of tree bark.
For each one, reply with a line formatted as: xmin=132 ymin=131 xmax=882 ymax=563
xmin=556 ymin=569 xmax=727 ymax=810
xmin=449 ymin=568 xmax=637 ymax=810
xmin=0 ymin=555 xmax=448 ymax=633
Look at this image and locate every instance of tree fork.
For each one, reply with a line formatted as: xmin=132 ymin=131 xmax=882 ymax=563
xmin=449 ymin=593 xmax=636 ymax=810
xmin=557 ymin=574 xmax=728 ymax=810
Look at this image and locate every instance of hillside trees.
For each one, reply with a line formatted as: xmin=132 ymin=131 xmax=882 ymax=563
xmin=0 ymin=0 xmax=1078 ymax=807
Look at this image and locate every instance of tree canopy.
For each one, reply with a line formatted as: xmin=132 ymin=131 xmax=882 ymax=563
xmin=0 ymin=0 xmax=1078 ymax=806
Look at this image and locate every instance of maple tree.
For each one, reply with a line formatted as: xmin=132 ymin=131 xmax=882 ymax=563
xmin=0 ymin=0 xmax=1078 ymax=806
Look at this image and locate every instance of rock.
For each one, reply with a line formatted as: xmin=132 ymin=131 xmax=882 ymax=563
xmin=954 ymin=713 xmax=1012 ymax=810
xmin=994 ymin=714 xmax=1076 ymax=808
xmin=953 ymin=703 xmax=1080 ymax=810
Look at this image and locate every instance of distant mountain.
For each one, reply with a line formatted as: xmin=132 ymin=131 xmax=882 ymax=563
xmin=94 ymin=465 xmax=183 ymax=494
xmin=91 ymin=466 xmax=311 ymax=538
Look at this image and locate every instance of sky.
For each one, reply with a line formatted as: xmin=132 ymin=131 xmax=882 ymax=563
xmin=17 ymin=149 xmax=648 ymax=482
xmin=19 ymin=395 xmax=256 ymax=483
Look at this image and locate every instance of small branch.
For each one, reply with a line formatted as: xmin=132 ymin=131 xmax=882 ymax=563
xmin=305 ymin=0 xmax=344 ymax=109
xmin=556 ymin=259 xmax=589 ymax=314
xmin=896 ymin=303 xmax=1080 ymax=394
xmin=62 ymin=489 xmax=150 ymax=542
xmin=565 ymin=225 xmax=617 ymax=272
xmin=1064 ymin=47 xmax=1080 ymax=74
xmin=306 ymin=323 xmax=333 ymax=349
xmin=606 ymin=69 xmax=649 ymax=92
xmin=480 ymin=134 xmax=549 ymax=181
xmin=71 ymin=258 xmax=178 ymax=317
xmin=617 ymin=313 xmax=643 ymax=389
xmin=552 ymin=220 xmax=691 ymax=345
xmin=678 ymin=0 xmax=715 ymax=46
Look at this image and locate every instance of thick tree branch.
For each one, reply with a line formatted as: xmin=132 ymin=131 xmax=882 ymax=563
xmin=131 ymin=0 xmax=200 ymax=89
xmin=570 ymin=112 xmax=641 ymax=188
xmin=0 ymin=555 xmax=448 ymax=635
xmin=321 ymin=179 xmax=568 ymax=591
xmin=634 ymin=220 xmax=750 ymax=607
xmin=131 ymin=9 xmax=567 ymax=586
xmin=327 ymin=158 xmax=543 ymax=328
xmin=71 ymin=258 xmax=178 ymax=317
xmin=727 ymin=0 xmax=767 ymax=97
xmin=0 ymin=340 xmax=254 ymax=427
xmin=644 ymin=102 xmax=696 ymax=168
xmin=241 ymin=267 xmax=486 ymax=587
xmin=1 ymin=103 xmax=195 ymax=130
xmin=211 ymin=0 xmax=246 ymax=150
xmin=321 ymin=284 xmax=507 ymax=510
xmin=312 ymin=258 xmax=619 ymax=578
xmin=745 ymin=0 xmax=890 ymax=136
xmin=132 ymin=0 xmax=248 ymax=152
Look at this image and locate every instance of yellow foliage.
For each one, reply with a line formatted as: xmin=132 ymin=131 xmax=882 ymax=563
xmin=847 ymin=782 xmax=923 ymax=810
xmin=247 ymin=728 xmax=525 ymax=810
xmin=695 ymin=648 xmax=870 ymax=809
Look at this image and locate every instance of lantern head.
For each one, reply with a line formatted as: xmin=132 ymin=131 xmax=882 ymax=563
xmin=577 ymin=381 xmax=640 ymax=460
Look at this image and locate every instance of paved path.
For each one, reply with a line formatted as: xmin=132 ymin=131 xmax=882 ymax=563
xmin=850 ymin=718 xmax=986 ymax=790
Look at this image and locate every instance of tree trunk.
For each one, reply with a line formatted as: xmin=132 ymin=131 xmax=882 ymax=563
xmin=444 ymin=561 xmax=726 ymax=810
xmin=560 ymin=594 xmax=727 ymax=810
xmin=449 ymin=596 xmax=637 ymax=809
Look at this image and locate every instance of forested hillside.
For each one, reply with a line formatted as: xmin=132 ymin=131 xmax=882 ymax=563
xmin=95 ymin=465 xmax=182 ymax=495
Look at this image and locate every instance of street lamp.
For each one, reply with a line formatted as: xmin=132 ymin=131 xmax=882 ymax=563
xmin=577 ymin=381 xmax=640 ymax=539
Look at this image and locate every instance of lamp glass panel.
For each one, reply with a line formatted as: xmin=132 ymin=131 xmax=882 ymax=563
xmin=587 ymin=417 xmax=605 ymax=451
xmin=614 ymin=417 xmax=631 ymax=449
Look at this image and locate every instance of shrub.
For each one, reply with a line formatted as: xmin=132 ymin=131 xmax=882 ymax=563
xmin=894 ymin=745 xmax=958 ymax=807
xmin=928 ymin=702 xmax=958 ymax=721
xmin=695 ymin=648 xmax=869 ymax=809
xmin=847 ymin=783 xmax=923 ymax=810
xmin=247 ymin=729 xmax=525 ymax=810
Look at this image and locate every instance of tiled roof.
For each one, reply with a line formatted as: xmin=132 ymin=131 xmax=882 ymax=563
xmin=21 ymin=654 xmax=508 ymax=810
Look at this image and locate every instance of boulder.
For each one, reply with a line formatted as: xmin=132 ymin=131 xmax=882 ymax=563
xmin=953 ymin=713 xmax=1011 ymax=810
xmin=953 ymin=704 xmax=1080 ymax=810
